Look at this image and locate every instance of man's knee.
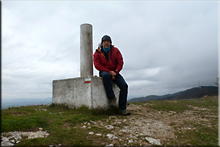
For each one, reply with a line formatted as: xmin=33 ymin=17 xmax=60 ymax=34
xmin=101 ymin=71 xmax=111 ymax=79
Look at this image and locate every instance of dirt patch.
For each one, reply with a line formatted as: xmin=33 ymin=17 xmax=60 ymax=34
xmin=74 ymin=102 xmax=217 ymax=146
xmin=75 ymin=103 xmax=178 ymax=146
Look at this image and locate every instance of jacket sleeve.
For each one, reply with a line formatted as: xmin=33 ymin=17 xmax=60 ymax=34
xmin=115 ymin=49 xmax=124 ymax=74
xmin=93 ymin=51 xmax=111 ymax=73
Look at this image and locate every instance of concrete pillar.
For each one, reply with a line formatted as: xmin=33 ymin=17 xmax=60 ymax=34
xmin=80 ymin=23 xmax=93 ymax=77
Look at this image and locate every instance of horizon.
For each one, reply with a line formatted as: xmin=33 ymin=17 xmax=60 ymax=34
xmin=2 ymin=85 xmax=217 ymax=101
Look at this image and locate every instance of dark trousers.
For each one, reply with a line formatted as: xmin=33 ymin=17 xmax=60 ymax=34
xmin=100 ymin=71 xmax=128 ymax=110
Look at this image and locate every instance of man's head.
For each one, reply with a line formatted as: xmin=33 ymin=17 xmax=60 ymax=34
xmin=101 ymin=35 xmax=112 ymax=49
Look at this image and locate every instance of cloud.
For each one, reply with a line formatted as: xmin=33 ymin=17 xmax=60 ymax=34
xmin=2 ymin=1 xmax=218 ymax=100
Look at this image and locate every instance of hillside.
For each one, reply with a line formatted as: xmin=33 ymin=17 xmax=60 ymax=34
xmin=128 ymin=86 xmax=218 ymax=102
xmin=1 ymin=96 xmax=218 ymax=146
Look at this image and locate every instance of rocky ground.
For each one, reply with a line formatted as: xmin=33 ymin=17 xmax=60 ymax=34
xmin=1 ymin=98 xmax=218 ymax=146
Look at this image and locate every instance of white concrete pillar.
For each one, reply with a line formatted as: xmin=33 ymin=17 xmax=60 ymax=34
xmin=80 ymin=23 xmax=93 ymax=77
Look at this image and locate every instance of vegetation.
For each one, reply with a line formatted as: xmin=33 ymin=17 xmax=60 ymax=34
xmin=1 ymin=96 xmax=219 ymax=146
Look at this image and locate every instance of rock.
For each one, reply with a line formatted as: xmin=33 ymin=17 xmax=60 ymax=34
xmin=145 ymin=137 xmax=161 ymax=145
xmin=105 ymin=125 xmax=114 ymax=130
xmin=105 ymin=144 xmax=114 ymax=147
xmin=109 ymin=116 xmax=117 ymax=119
xmin=90 ymin=120 xmax=97 ymax=124
xmin=82 ymin=125 xmax=86 ymax=128
xmin=107 ymin=134 xmax=118 ymax=140
xmin=19 ymin=131 xmax=49 ymax=139
xmin=1 ymin=141 xmax=14 ymax=146
xmin=128 ymin=139 xmax=133 ymax=143
xmin=113 ymin=121 xmax=122 ymax=125
xmin=11 ymin=139 xmax=15 ymax=143
xmin=8 ymin=132 xmax=22 ymax=140
xmin=39 ymin=128 xmax=43 ymax=131
xmin=119 ymin=129 xmax=129 ymax=133
xmin=96 ymin=133 xmax=102 ymax=136
xmin=89 ymin=132 xmax=94 ymax=135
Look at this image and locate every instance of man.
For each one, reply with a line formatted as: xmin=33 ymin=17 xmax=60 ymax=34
xmin=93 ymin=35 xmax=130 ymax=116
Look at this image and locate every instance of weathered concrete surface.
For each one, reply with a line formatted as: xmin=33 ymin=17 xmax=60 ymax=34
xmin=53 ymin=77 xmax=120 ymax=109
xmin=80 ymin=23 xmax=93 ymax=77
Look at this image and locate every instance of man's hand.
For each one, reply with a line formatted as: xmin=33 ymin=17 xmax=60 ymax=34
xmin=109 ymin=71 xmax=116 ymax=76
xmin=109 ymin=71 xmax=116 ymax=80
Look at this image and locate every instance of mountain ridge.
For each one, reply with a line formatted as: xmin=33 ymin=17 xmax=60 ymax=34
xmin=128 ymin=86 xmax=218 ymax=103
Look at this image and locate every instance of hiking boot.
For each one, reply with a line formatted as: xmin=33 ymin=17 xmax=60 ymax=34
xmin=109 ymin=97 xmax=117 ymax=107
xmin=118 ymin=108 xmax=131 ymax=116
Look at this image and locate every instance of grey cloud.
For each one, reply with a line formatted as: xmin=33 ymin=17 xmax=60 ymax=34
xmin=2 ymin=1 xmax=218 ymax=100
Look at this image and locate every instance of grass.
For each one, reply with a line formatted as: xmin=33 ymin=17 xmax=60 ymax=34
xmin=1 ymin=96 xmax=219 ymax=146
xmin=2 ymin=104 xmax=119 ymax=146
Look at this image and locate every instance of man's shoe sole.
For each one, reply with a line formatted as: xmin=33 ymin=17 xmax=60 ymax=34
xmin=120 ymin=112 xmax=131 ymax=116
xmin=118 ymin=110 xmax=131 ymax=116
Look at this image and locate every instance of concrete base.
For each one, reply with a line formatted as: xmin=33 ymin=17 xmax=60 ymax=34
xmin=52 ymin=76 xmax=120 ymax=109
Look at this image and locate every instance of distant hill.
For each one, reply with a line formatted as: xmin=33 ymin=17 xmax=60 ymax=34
xmin=128 ymin=86 xmax=218 ymax=103
xmin=1 ymin=98 xmax=52 ymax=110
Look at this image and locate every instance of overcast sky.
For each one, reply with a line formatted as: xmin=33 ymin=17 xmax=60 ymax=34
xmin=2 ymin=1 xmax=219 ymax=100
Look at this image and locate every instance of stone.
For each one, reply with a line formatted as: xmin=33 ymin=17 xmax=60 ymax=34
xmin=39 ymin=128 xmax=43 ymax=131
xmin=119 ymin=129 xmax=129 ymax=133
xmin=89 ymin=132 xmax=94 ymax=135
xmin=105 ymin=125 xmax=114 ymax=130
xmin=109 ymin=116 xmax=117 ymax=119
xmin=123 ymin=119 xmax=127 ymax=122
xmin=1 ymin=141 xmax=14 ymax=146
xmin=105 ymin=144 xmax=114 ymax=147
xmin=145 ymin=137 xmax=161 ymax=145
xmin=107 ymin=134 xmax=118 ymax=140
xmin=128 ymin=139 xmax=134 ymax=143
xmin=96 ymin=133 xmax=102 ymax=136
xmin=53 ymin=77 xmax=120 ymax=109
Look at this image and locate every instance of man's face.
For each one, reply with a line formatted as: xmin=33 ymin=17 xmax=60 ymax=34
xmin=102 ymin=40 xmax=111 ymax=49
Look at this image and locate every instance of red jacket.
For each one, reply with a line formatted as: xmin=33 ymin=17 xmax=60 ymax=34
xmin=93 ymin=45 xmax=124 ymax=74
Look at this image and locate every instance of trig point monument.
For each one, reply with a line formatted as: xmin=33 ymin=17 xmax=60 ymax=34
xmin=52 ymin=23 xmax=119 ymax=109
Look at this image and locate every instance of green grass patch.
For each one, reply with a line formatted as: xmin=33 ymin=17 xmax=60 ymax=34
xmin=2 ymin=96 xmax=218 ymax=146
xmin=137 ymin=100 xmax=193 ymax=113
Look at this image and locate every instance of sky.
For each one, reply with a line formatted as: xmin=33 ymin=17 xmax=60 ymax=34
xmin=2 ymin=1 xmax=219 ymax=100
